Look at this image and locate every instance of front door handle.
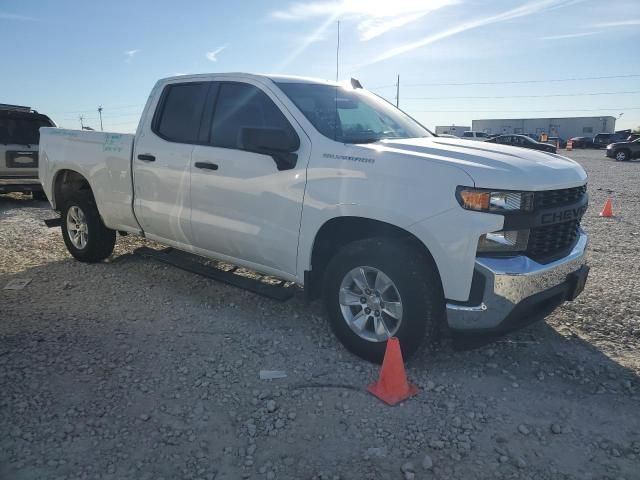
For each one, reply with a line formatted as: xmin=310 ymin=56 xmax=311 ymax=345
xmin=194 ymin=162 xmax=219 ymax=171
xmin=137 ymin=154 xmax=156 ymax=162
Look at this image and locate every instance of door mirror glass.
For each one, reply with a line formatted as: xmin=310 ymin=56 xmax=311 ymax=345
xmin=240 ymin=127 xmax=300 ymax=170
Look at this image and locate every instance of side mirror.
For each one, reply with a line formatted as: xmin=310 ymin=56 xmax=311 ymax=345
xmin=239 ymin=127 xmax=300 ymax=170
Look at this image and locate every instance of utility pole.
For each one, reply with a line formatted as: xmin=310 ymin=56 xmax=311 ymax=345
xmin=396 ymin=74 xmax=400 ymax=108
xmin=79 ymin=115 xmax=84 ymax=130
xmin=335 ymin=20 xmax=340 ymax=82
xmin=98 ymin=106 xmax=103 ymax=131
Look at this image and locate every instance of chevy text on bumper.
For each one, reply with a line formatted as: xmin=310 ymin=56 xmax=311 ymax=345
xmin=447 ymin=230 xmax=587 ymax=332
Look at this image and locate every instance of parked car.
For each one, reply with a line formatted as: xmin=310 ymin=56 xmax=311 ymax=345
xmin=593 ymin=132 xmax=629 ymax=149
xmin=437 ymin=133 xmax=459 ymax=138
xmin=39 ymin=73 xmax=589 ymax=362
xmin=1 ymin=104 xmax=55 ymax=198
xmin=569 ymin=136 xmax=594 ymax=149
xmin=484 ymin=134 xmax=557 ymax=153
xmin=462 ymin=131 xmax=490 ymax=141
xmin=546 ymin=136 xmax=567 ymax=149
xmin=606 ymin=137 xmax=640 ymax=162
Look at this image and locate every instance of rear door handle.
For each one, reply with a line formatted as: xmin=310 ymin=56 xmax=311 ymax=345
xmin=137 ymin=154 xmax=156 ymax=162
xmin=194 ymin=162 xmax=219 ymax=171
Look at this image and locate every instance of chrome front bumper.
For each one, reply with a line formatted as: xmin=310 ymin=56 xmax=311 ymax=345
xmin=446 ymin=230 xmax=588 ymax=331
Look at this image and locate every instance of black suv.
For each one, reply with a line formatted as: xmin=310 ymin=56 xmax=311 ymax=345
xmin=606 ymin=138 xmax=640 ymax=162
xmin=593 ymin=132 xmax=630 ymax=149
xmin=0 ymin=104 xmax=55 ymax=198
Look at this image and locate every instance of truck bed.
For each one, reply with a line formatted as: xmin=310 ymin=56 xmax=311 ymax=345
xmin=39 ymin=128 xmax=139 ymax=232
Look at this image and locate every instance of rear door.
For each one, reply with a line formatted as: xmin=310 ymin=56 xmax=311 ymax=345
xmin=190 ymin=79 xmax=310 ymax=275
xmin=132 ymin=81 xmax=210 ymax=246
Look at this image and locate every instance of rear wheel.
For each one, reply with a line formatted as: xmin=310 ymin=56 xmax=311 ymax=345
xmin=615 ymin=150 xmax=629 ymax=162
xmin=61 ymin=191 xmax=116 ymax=262
xmin=323 ymin=237 xmax=444 ymax=363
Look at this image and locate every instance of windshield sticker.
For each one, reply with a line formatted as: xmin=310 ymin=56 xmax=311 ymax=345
xmin=323 ymin=153 xmax=375 ymax=164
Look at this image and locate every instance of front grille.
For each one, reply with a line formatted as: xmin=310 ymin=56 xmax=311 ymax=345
xmin=533 ymin=185 xmax=587 ymax=210
xmin=527 ymin=219 xmax=581 ymax=263
xmin=525 ymin=185 xmax=587 ymax=263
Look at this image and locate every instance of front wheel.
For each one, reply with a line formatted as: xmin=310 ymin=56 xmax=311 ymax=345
xmin=61 ymin=192 xmax=116 ymax=262
xmin=323 ymin=238 xmax=445 ymax=363
xmin=614 ymin=150 xmax=629 ymax=162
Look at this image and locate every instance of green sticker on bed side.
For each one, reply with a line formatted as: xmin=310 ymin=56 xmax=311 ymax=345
xmin=103 ymin=133 xmax=124 ymax=153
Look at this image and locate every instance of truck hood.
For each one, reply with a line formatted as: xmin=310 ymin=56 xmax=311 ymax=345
xmin=371 ymin=137 xmax=587 ymax=191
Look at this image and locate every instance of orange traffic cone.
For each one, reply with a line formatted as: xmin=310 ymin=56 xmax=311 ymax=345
xmin=566 ymin=140 xmax=573 ymax=151
xmin=367 ymin=337 xmax=418 ymax=405
xmin=599 ymin=198 xmax=614 ymax=217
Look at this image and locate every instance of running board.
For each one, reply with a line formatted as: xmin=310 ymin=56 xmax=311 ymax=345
xmin=44 ymin=217 xmax=62 ymax=228
xmin=133 ymin=246 xmax=296 ymax=301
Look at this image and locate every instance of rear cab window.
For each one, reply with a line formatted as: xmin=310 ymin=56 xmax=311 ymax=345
xmin=153 ymin=82 xmax=209 ymax=143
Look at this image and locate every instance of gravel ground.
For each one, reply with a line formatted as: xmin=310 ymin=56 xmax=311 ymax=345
xmin=1 ymin=149 xmax=639 ymax=480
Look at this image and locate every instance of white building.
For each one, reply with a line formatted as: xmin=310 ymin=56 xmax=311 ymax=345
xmin=435 ymin=125 xmax=470 ymax=136
xmin=472 ymin=116 xmax=616 ymax=139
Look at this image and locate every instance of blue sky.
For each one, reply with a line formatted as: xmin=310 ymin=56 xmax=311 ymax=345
xmin=2 ymin=0 xmax=639 ymax=133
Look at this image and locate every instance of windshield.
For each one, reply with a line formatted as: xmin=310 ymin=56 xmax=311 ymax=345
xmin=0 ymin=115 xmax=53 ymax=145
xmin=276 ymin=82 xmax=431 ymax=144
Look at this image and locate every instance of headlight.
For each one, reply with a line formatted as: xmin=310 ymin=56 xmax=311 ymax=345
xmin=456 ymin=187 xmax=534 ymax=212
xmin=477 ymin=229 xmax=529 ymax=253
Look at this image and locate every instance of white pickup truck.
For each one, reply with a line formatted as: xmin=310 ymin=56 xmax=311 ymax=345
xmin=39 ymin=73 xmax=589 ymax=362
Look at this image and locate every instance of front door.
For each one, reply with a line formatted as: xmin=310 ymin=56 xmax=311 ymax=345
xmin=190 ymin=80 xmax=310 ymax=276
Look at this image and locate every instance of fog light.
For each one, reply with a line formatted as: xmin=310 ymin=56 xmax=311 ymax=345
xmin=477 ymin=229 xmax=529 ymax=254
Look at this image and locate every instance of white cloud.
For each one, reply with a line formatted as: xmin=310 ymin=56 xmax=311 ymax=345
xmin=368 ymin=0 xmax=586 ymax=64
xmin=205 ymin=45 xmax=227 ymax=62
xmin=124 ymin=49 xmax=140 ymax=63
xmin=592 ymin=19 xmax=640 ymax=27
xmin=272 ymin=0 xmax=458 ymax=40
xmin=541 ymin=31 xmax=604 ymax=40
xmin=0 ymin=12 xmax=37 ymax=21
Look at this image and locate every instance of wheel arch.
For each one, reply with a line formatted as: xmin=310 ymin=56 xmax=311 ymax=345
xmin=52 ymin=169 xmax=94 ymax=210
xmin=304 ymin=216 xmax=443 ymax=302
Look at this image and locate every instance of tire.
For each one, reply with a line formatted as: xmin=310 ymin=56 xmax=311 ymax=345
xmin=614 ymin=150 xmax=629 ymax=162
xmin=323 ymin=237 xmax=445 ymax=363
xmin=61 ymin=191 xmax=116 ymax=262
xmin=32 ymin=190 xmax=48 ymax=201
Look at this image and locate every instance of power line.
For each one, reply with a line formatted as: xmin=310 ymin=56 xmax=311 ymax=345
xmin=60 ymin=111 xmax=142 ymax=121
xmin=369 ymin=73 xmax=640 ymax=90
xmin=54 ymin=103 xmax=145 ymax=115
xmin=404 ymin=90 xmax=640 ymax=100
